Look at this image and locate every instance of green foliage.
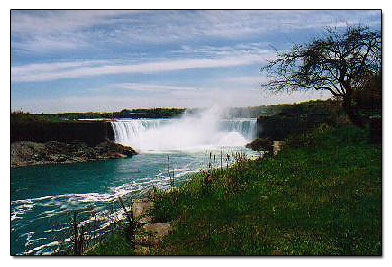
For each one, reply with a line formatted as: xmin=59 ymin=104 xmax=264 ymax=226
xmin=285 ymin=123 xmax=332 ymax=148
xmin=258 ymin=100 xmax=344 ymax=140
xmin=11 ymin=108 xmax=186 ymax=122
xmin=59 ymin=108 xmax=186 ymax=120
xmin=11 ymin=111 xmax=61 ymax=123
xmin=150 ymin=125 xmax=381 ymax=255
xmin=115 ymin=108 xmax=185 ymax=119
xmin=352 ymin=72 xmax=382 ymax=116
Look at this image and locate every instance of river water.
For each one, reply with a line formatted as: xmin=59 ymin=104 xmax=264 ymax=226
xmin=11 ymin=109 xmax=258 ymax=255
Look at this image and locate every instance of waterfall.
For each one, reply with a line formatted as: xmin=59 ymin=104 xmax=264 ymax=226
xmin=111 ymin=118 xmax=256 ymax=152
xmin=111 ymin=119 xmax=166 ymax=147
xmin=219 ymin=119 xmax=257 ymax=140
xmin=110 ymin=108 xmax=257 ymax=152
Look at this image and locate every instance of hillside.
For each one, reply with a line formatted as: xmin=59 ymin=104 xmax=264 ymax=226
xmin=149 ymin=125 xmax=381 ymax=255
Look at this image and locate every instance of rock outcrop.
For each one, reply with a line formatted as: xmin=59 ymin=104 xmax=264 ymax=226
xmin=132 ymin=199 xmax=172 ymax=255
xmin=245 ymin=138 xmax=273 ymax=152
xmin=11 ymin=140 xmax=137 ymax=167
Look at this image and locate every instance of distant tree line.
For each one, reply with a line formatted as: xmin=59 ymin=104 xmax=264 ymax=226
xmin=11 ymin=108 xmax=187 ymax=123
xmin=12 ymin=101 xmax=343 ymax=124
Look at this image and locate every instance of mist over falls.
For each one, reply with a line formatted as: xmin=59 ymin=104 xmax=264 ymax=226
xmin=110 ymin=107 xmax=257 ymax=152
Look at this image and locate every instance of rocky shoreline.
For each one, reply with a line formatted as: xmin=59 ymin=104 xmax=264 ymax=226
xmin=11 ymin=140 xmax=137 ymax=168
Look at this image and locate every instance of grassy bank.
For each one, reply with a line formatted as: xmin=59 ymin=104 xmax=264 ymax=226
xmin=84 ymin=233 xmax=135 ymax=256
xmin=149 ymin=125 xmax=381 ymax=255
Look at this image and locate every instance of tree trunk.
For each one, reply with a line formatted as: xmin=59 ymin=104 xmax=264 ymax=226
xmin=342 ymin=96 xmax=365 ymax=128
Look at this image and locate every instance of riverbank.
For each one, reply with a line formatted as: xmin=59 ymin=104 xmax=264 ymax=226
xmin=89 ymin=123 xmax=381 ymax=255
xmin=147 ymin=124 xmax=381 ymax=255
xmin=11 ymin=140 xmax=137 ymax=168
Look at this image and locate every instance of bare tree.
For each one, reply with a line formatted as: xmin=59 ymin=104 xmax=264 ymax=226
xmin=261 ymin=25 xmax=381 ymax=126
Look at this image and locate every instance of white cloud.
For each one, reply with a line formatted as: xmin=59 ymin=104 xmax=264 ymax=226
xmin=11 ymin=60 xmax=108 ymax=76
xmin=219 ymin=76 xmax=269 ymax=84
xmin=11 ymin=10 xmax=380 ymax=53
xmin=11 ymin=10 xmax=137 ymax=34
xmin=11 ymin=51 xmax=272 ymax=82
xmin=12 ymin=33 xmax=88 ymax=52
xmin=172 ymin=42 xmax=272 ymax=59
xmin=108 ymin=83 xmax=199 ymax=93
xmin=10 ymin=10 xmax=375 ymax=113
xmin=11 ymin=10 xmax=141 ymax=52
xmin=11 ymin=85 xmax=331 ymax=113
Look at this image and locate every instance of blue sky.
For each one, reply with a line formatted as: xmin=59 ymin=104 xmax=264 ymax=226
xmin=11 ymin=10 xmax=381 ymax=113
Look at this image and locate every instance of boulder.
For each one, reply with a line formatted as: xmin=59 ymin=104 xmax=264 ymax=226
xmin=246 ymin=138 xmax=273 ymax=152
xmin=142 ymin=223 xmax=172 ymax=237
xmin=109 ymin=153 xmax=127 ymax=159
xmin=95 ymin=141 xmax=137 ymax=157
xmin=133 ymin=199 xmax=154 ymax=224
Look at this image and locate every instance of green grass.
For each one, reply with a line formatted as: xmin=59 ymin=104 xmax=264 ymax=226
xmin=150 ymin=125 xmax=382 ymax=255
xmin=84 ymin=232 xmax=135 ymax=255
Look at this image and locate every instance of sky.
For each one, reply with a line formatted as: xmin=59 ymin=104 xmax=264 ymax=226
xmin=10 ymin=10 xmax=381 ymax=113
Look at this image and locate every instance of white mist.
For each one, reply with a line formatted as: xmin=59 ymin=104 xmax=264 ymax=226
xmin=111 ymin=106 xmax=256 ymax=153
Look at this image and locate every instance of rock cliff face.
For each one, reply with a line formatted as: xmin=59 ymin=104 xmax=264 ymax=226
xmin=11 ymin=121 xmax=114 ymax=146
xmin=10 ymin=121 xmax=139 ymax=167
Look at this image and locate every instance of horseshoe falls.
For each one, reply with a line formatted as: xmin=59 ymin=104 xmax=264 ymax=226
xmin=110 ymin=110 xmax=257 ymax=152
